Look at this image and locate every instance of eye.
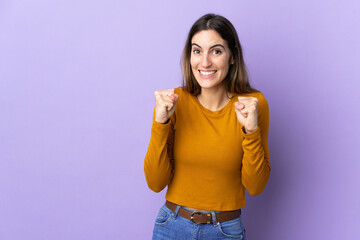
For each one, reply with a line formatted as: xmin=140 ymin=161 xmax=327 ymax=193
xmin=192 ymin=49 xmax=200 ymax=54
xmin=212 ymin=49 xmax=222 ymax=55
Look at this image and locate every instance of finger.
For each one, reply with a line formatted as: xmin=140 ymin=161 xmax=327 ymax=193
xmin=165 ymin=88 xmax=175 ymax=93
xmin=239 ymin=108 xmax=253 ymax=117
xmin=166 ymin=103 xmax=174 ymax=112
xmin=157 ymin=98 xmax=173 ymax=110
xmin=161 ymin=93 xmax=178 ymax=104
xmin=156 ymin=93 xmax=174 ymax=102
xmin=158 ymin=98 xmax=173 ymax=110
xmin=163 ymin=98 xmax=174 ymax=106
xmin=238 ymin=96 xmax=257 ymax=101
xmin=241 ymin=102 xmax=257 ymax=113
xmin=163 ymin=88 xmax=175 ymax=95
xmin=154 ymin=90 xmax=161 ymax=97
xmin=169 ymin=94 xmax=178 ymax=102
xmin=155 ymin=96 xmax=170 ymax=109
xmin=234 ymin=103 xmax=245 ymax=115
xmin=237 ymin=105 xmax=251 ymax=117
xmin=162 ymin=95 xmax=177 ymax=105
xmin=154 ymin=89 xmax=175 ymax=97
xmin=166 ymin=100 xmax=177 ymax=113
xmin=237 ymin=97 xmax=258 ymax=106
xmin=234 ymin=103 xmax=245 ymax=120
xmin=235 ymin=101 xmax=245 ymax=110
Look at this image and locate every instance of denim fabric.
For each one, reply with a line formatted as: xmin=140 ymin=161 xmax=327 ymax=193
xmin=152 ymin=203 xmax=246 ymax=240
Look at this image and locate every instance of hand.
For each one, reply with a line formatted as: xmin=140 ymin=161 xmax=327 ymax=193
xmin=234 ymin=96 xmax=258 ymax=133
xmin=154 ymin=89 xmax=178 ymax=124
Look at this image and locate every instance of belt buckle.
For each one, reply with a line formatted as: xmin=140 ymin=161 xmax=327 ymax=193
xmin=191 ymin=211 xmax=212 ymax=224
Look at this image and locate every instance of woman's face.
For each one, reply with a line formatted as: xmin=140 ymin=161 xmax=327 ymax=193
xmin=190 ymin=29 xmax=233 ymax=91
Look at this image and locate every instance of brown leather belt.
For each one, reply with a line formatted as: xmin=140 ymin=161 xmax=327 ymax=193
xmin=165 ymin=201 xmax=241 ymax=224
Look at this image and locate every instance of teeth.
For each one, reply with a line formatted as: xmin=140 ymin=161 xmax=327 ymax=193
xmin=200 ymin=70 xmax=216 ymax=75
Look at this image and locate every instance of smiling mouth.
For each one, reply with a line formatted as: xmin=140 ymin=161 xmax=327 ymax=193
xmin=199 ymin=70 xmax=217 ymax=75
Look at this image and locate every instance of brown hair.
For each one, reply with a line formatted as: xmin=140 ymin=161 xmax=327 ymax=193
xmin=181 ymin=14 xmax=258 ymax=96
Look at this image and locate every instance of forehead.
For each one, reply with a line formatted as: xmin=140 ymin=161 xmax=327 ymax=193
xmin=191 ymin=29 xmax=227 ymax=47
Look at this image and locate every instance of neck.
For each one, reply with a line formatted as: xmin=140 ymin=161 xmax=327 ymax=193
xmin=197 ymin=85 xmax=231 ymax=111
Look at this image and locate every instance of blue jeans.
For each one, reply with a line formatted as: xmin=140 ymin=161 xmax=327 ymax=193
xmin=152 ymin=203 xmax=246 ymax=240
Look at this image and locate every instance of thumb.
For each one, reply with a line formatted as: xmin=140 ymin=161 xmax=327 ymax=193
xmin=235 ymin=101 xmax=244 ymax=110
xmin=234 ymin=102 xmax=245 ymax=122
xmin=169 ymin=94 xmax=178 ymax=102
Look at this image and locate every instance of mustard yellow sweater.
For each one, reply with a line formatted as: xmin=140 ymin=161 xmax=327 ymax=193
xmin=144 ymin=88 xmax=270 ymax=211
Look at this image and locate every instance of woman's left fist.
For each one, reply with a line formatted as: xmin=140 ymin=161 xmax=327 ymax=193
xmin=234 ymin=96 xmax=258 ymax=133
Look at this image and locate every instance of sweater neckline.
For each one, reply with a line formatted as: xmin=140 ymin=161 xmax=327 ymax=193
xmin=191 ymin=93 xmax=235 ymax=116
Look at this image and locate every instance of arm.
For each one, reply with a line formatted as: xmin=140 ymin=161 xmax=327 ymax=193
xmin=240 ymin=94 xmax=271 ymax=195
xmin=144 ymin=87 xmax=178 ymax=193
xmin=144 ymin=112 xmax=175 ymax=193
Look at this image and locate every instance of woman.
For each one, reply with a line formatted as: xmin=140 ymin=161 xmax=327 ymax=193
xmin=144 ymin=13 xmax=270 ymax=240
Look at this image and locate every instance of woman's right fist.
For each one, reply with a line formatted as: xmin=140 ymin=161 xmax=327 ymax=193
xmin=154 ymin=89 xmax=178 ymax=124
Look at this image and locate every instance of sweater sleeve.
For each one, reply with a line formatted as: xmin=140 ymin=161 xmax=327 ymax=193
xmin=241 ymin=93 xmax=271 ymax=196
xmin=144 ymin=111 xmax=175 ymax=193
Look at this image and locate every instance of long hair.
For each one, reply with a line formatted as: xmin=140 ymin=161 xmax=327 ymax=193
xmin=181 ymin=14 xmax=258 ymax=96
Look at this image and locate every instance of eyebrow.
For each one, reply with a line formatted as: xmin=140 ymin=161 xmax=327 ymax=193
xmin=191 ymin=43 xmax=226 ymax=50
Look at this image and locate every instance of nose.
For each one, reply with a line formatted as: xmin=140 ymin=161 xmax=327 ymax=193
xmin=200 ymin=54 xmax=212 ymax=68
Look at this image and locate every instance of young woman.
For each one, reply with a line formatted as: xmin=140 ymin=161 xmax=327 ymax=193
xmin=144 ymin=13 xmax=270 ymax=240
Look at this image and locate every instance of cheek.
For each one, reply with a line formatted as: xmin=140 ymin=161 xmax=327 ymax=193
xmin=217 ymin=58 xmax=230 ymax=71
xmin=190 ymin=57 xmax=196 ymax=68
xmin=189 ymin=59 xmax=197 ymax=75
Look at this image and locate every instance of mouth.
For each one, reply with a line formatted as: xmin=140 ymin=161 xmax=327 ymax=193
xmin=199 ymin=70 xmax=217 ymax=76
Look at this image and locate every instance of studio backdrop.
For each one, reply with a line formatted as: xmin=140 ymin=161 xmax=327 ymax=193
xmin=0 ymin=0 xmax=359 ymax=239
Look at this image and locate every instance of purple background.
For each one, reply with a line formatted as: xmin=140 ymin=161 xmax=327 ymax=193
xmin=1 ymin=0 xmax=359 ymax=239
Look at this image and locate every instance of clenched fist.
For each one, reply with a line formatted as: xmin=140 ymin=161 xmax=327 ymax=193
xmin=234 ymin=96 xmax=259 ymax=133
xmin=154 ymin=89 xmax=178 ymax=124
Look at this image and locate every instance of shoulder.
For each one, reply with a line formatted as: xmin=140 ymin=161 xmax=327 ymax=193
xmin=174 ymin=87 xmax=182 ymax=95
xmin=174 ymin=87 xmax=186 ymax=95
xmin=252 ymin=91 xmax=268 ymax=107
xmin=174 ymin=87 xmax=193 ymax=100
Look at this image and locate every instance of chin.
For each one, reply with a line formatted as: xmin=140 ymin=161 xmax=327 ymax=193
xmin=196 ymin=81 xmax=224 ymax=90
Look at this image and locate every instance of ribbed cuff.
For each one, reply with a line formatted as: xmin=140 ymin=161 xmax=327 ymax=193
xmin=240 ymin=127 xmax=261 ymax=139
xmin=151 ymin=119 xmax=172 ymax=138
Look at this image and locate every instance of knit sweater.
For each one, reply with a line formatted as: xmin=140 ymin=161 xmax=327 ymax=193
xmin=144 ymin=88 xmax=270 ymax=211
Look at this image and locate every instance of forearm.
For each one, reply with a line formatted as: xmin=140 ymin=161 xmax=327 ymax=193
xmin=144 ymin=120 xmax=174 ymax=193
xmin=241 ymin=128 xmax=271 ymax=195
